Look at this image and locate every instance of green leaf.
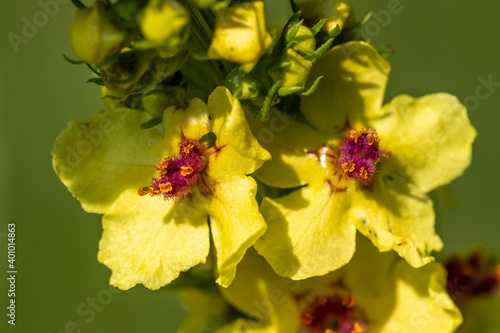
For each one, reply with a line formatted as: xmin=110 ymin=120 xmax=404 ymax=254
xmin=140 ymin=117 xmax=162 ymax=129
xmin=199 ymin=131 xmax=217 ymax=147
xmin=70 ymin=0 xmax=86 ymax=9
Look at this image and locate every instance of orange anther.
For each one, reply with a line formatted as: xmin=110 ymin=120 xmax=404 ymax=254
xmin=137 ymin=187 xmax=150 ymax=196
xmin=181 ymin=165 xmax=194 ymax=176
xmin=159 ymin=182 xmax=173 ymax=193
xmin=156 ymin=161 xmax=169 ymax=174
xmin=149 ymin=186 xmax=161 ymax=197
xmin=382 ymin=151 xmax=393 ymax=159
xmin=360 ymin=167 xmax=368 ymax=179
xmin=341 ymin=160 xmax=356 ymax=173
xmin=350 ymin=130 xmax=359 ymax=143
xmin=342 ymin=294 xmax=356 ymax=309
xmin=182 ymin=144 xmax=194 ymax=155
xmin=352 ymin=322 xmax=364 ymax=333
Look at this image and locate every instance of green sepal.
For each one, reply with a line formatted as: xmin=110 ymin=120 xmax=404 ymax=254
xmin=304 ymin=37 xmax=334 ymax=62
xmin=300 ymin=75 xmax=323 ymax=96
xmin=87 ymin=78 xmax=104 ymax=86
xmin=278 ymin=86 xmax=302 ymax=96
xmin=271 ymin=11 xmax=302 ymax=58
xmin=310 ymin=18 xmax=328 ymax=35
xmin=62 ymin=54 xmax=84 ymax=65
xmin=257 ymin=70 xmax=283 ymax=120
xmin=328 ymin=24 xmax=341 ymax=38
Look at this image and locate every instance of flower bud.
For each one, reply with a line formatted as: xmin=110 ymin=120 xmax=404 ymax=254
xmin=295 ymin=0 xmax=355 ymax=32
xmin=225 ymin=67 xmax=261 ymax=100
xmin=142 ymin=89 xmax=179 ymax=118
xmin=70 ymin=1 xmax=126 ymax=66
xmin=139 ymin=1 xmax=189 ymax=43
xmin=208 ymin=1 xmax=273 ymax=71
xmin=280 ymin=49 xmax=312 ymax=90
xmin=288 ymin=25 xmax=316 ymax=56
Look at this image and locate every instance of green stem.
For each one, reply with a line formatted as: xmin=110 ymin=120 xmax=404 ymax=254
xmin=183 ymin=0 xmax=225 ymax=86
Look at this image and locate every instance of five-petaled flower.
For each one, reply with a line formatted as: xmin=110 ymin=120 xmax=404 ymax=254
xmin=216 ymin=237 xmax=462 ymax=333
xmin=52 ymin=87 xmax=271 ymax=289
xmin=250 ymin=41 xmax=476 ymax=280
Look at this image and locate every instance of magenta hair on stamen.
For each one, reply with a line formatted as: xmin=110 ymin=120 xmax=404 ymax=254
xmin=139 ymin=138 xmax=208 ymax=200
xmin=337 ymin=128 xmax=391 ymax=185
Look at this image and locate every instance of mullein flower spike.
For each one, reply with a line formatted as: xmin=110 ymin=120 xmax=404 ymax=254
xmin=52 ymin=87 xmax=270 ymax=289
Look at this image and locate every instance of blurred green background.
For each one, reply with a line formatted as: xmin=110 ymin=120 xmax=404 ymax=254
xmin=0 ymin=0 xmax=499 ymax=332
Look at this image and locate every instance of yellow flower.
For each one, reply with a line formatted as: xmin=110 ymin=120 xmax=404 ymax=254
xmin=70 ymin=1 xmax=126 ymax=66
xmin=216 ymin=237 xmax=462 ymax=333
xmin=208 ymin=1 xmax=273 ymax=71
xmin=295 ymin=0 xmax=356 ymax=32
xmin=251 ymin=41 xmax=476 ymax=280
xmin=52 ymin=87 xmax=270 ymax=289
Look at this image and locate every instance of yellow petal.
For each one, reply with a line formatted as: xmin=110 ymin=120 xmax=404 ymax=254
xmin=217 ymin=249 xmax=299 ymax=332
xmin=178 ymin=288 xmax=232 ymax=333
xmin=301 ymin=42 xmax=390 ymax=133
xmin=98 ymin=190 xmax=210 ymax=290
xmin=248 ymin=113 xmax=328 ymax=188
xmin=162 ymin=97 xmax=212 ymax=154
xmin=207 ymin=86 xmax=271 ymax=182
xmin=52 ymin=109 xmax=164 ymax=214
xmin=208 ymin=1 xmax=273 ymax=71
xmin=255 ymin=185 xmax=356 ymax=280
xmin=373 ymin=93 xmax=477 ymax=193
xmin=350 ymin=176 xmax=443 ymax=268
xmin=206 ymin=177 xmax=267 ymax=287
xmin=349 ymin=238 xmax=462 ymax=332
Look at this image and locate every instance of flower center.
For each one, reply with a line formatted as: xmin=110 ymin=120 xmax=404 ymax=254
xmin=337 ymin=128 xmax=391 ymax=185
xmin=300 ymin=294 xmax=366 ymax=333
xmin=138 ymin=138 xmax=208 ymax=200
